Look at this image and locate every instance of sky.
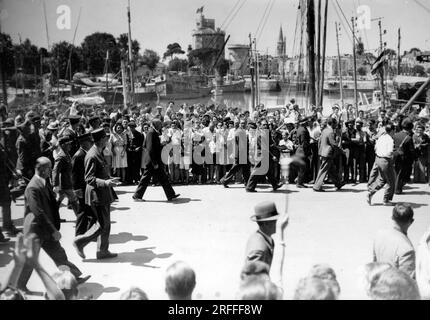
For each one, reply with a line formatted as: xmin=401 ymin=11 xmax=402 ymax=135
xmin=1 ymin=0 xmax=430 ymax=59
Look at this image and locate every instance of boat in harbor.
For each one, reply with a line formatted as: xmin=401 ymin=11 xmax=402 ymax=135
xmin=244 ymin=75 xmax=281 ymax=92
xmin=139 ymin=68 xmax=212 ymax=100
xmin=323 ymin=78 xmax=393 ymax=94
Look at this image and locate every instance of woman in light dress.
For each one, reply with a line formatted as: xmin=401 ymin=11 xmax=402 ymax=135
xmin=110 ymin=122 xmax=128 ymax=184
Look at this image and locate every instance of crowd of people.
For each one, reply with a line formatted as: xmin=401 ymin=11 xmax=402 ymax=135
xmin=0 ymin=98 xmax=429 ymax=300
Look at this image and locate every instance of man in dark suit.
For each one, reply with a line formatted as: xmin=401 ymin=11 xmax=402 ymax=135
xmin=220 ymin=119 xmax=250 ymax=187
xmin=127 ymin=121 xmax=144 ymax=185
xmin=313 ymin=117 xmax=345 ymax=192
xmin=245 ymin=120 xmax=284 ymax=192
xmin=71 ymin=133 xmax=94 ymax=236
xmin=17 ymin=157 xmax=88 ymax=290
xmin=73 ymin=129 xmax=119 ymax=260
xmin=393 ymin=118 xmax=415 ymax=194
xmin=132 ymin=119 xmax=180 ymax=201
xmin=295 ymin=117 xmax=311 ymax=187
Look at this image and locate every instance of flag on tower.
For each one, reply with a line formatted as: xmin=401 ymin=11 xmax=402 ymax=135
xmin=196 ymin=6 xmax=204 ymax=14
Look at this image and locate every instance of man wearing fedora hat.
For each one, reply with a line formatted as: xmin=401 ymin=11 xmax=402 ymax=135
xmin=52 ymin=136 xmax=79 ymax=220
xmin=245 ymin=201 xmax=288 ymax=270
xmin=73 ymin=128 xmax=119 ymax=260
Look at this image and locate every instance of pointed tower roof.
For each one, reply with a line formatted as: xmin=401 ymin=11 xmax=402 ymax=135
xmin=278 ymin=25 xmax=284 ymax=43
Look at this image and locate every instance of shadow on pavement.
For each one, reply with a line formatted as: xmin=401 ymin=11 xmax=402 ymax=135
xmin=114 ymin=190 xmax=129 ymax=195
xmin=109 ymin=232 xmax=148 ymax=245
xmin=83 ymin=247 xmax=172 ymax=268
xmin=111 ymin=207 xmax=131 ymax=212
xmin=256 ymin=189 xmax=299 ymax=194
xmin=337 ymin=188 xmax=367 ymax=193
xmin=372 ymin=202 xmax=428 ymax=209
xmin=78 ymin=282 xmax=120 ymax=300
xmin=403 ymin=190 xmax=430 ymax=196
xmin=142 ymin=198 xmax=201 ymax=204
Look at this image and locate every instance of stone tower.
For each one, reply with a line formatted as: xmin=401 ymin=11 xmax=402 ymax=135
xmin=277 ymin=26 xmax=286 ymax=57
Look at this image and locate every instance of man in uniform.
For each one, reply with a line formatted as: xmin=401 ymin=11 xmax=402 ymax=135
xmin=132 ymin=119 xmax=180 ymax=201
xmin=73 ymin=129 xmax=119 ymax=260
xmin=71 ymin=133 xmax=94 ymax=236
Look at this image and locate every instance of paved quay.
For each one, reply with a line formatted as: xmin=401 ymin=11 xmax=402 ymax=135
xmin=1 ymin=183 xmax=429 ymax=299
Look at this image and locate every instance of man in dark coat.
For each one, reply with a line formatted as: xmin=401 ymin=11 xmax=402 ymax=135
xmin=294 ymin=117 xmax=311 ymax=187
xmin=245 ymin=120 xmax=283 ymax=192
xmin=73 ymin=129 xmax=119 ymax=260
xmin=132 ymin=119 xmax=179 ymax=201
xmin=17 ymin=157 xmax=88 ymax=290
xmin=16 ymin=121 xmax=36 ymax=181
xmin=220 ymin=119 xmax=250 ymax=187
xmin=71 ymin=133 xmax=94 ymax=236
xmin=393 ymin=118 xmax=416 ymax=194
xmin=313 ymin=117 xmax=345 ymax=192
xmin=52 ymin=136 xmax=79 ymax=217
xmin=126 ymin=121 xmax=144 ymax=185
xmin=0 ymin=128 xmax=20 ymax=237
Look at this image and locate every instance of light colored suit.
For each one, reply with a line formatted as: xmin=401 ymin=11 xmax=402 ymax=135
xmin=373 ymin=224 xmax=416 ymax=279
xmin=245 ymin=230 xmax=275 ymax=268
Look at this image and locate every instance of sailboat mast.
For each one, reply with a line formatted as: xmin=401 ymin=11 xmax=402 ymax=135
xmin=335 ymin=22 xmax=344 ymax=109
xmin=127 ymin=0 xmax=134 ymax=106
xmin=351 ymin=16 xmax=358 ymax=115
xmin=397 ymin=28 xmax=401 ymax=75
xmin=318 ymin=0 xmax=328 ymax=108
xmin=249 ymin=34 xmax=255 ymax=112
xmin=306 ymin=0 xmax=317 ymax=107
xmin=378 ymin=20 xmax=386 ymax=108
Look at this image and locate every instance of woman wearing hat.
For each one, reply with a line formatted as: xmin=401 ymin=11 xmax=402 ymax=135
xmin=110 ymin=123 xmax=128 ymax=184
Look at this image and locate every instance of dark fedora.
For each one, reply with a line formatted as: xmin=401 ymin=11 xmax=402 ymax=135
xmin=91 ymin=128 xmax=107 ymax=142
xmin=77 ymin=132 xmax=92 ymax=143
xmin=68 ymin=115 xmax=81 ymax=124
xmin=250 ymin=201 xmax=280 ymax=222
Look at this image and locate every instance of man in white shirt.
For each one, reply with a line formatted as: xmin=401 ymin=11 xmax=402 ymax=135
xmin=367 ymin=124 xmax=396 ymax=206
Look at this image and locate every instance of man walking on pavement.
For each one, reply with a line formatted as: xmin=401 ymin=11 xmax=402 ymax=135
xmin=220 ymin=119 xmax=250 ymax=188
xmin=132 ymin=119 xmax=180 ymax=202
xmin=52 ymin=136 xmax=79 ymax=220
xmin=313 ymin=117 xmax=345 ymax=192
xmin=71 ymin=133 xmax=94 ymax=236
xmin=367 ymin=124 xmax=396 ymax=206
xmin=17 ymin=157 xmax=89 ymax=290
xmin=73 ymin=129 xmax=119 ymax=260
